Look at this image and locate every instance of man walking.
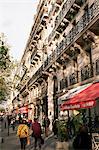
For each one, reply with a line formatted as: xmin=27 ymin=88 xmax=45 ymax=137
xmin=32 ymin=118 xmax=42 ymax=150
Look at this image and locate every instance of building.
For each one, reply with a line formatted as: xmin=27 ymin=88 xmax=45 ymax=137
xmin=12 ymin=0 xmax=99 ymax=130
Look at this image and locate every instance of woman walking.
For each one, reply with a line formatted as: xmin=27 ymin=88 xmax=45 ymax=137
xmin=17 ymin=119 xmax=29 ymax=150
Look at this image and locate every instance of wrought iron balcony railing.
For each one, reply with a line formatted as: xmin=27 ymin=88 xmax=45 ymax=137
xmin=27 ymin=0 xmax=99 ymax=88
xmin=46 ymin=0 xmax=99 ymax=69
xmin=27 ymin=65 xmax=43 ymax=86
xmin=48 ymin=0 xmax=75 ymax=42
xmin=69 ymin=72 xmax=78 ymax=85
xmin=60 ymin=77 xmax=68 ymax=90
xmin=49 ymin=0 xmax=86 ymax=43
xmin=81 ymin=65 xmax=93 ymax=81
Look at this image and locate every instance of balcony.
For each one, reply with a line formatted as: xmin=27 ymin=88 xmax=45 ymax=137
xmin=75 ymin=0 xmax=86 ymax=7
xmin=31 ymin=48 xmax=41 ymax=64
xmin=56 ymin=0 xmax=63 ymax=6
xmin=47 ymin=0 xmax=99 ymax=70
xmin=27 ymin=65 xmax=43 ymax=86
xmin=21 ymin=90 xmax=29 ymax=98
xmin=30 ymin=7 xmax=47 ymax=41
xmin=65 ymin=9 xmax=77 ymax=22
xmin=55 ymin=0 xmax=76 ymax=27
xmin=81 ymin=65 xmax=93 ymax=81
xmin=60 ymin=77 xmax=68 ymax=90
xmin=36 ymin=26 xmax=43 ymax=36
xmin=42 ymin=12 xmax=48 ymax=21
xmin=69 ymin=72 xmax=78 ymax=85
xmin=48 ymin=0 xmax=75 ymax=43
xmin=48 ymin=0 xmax=88 ymax=44
xmin=65 ymin=45 xmax=80 ymax=60
xmin=40 ymin=12 xmax=48 ymax=27
xmin=16 ymin=83 xmax=21 ymax=91
xmin=27 ymin=0 xmax=99 ymax=88
xmin=54 ymin=32 xmax=60 ymax=39
xmin=56 ymin=20 xmax=69 ymax=34
xmin=49 ymin=2 xmax=59 ymax=19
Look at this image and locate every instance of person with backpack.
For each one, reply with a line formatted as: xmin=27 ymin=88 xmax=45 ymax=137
xmin=17 ymin=119 xmax=29 ymax=150
xmin=32 ymin=118 xmax=42 ymax=150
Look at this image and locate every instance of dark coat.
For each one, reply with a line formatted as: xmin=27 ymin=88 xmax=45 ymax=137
xmin=73 ymin=132 xmax=92 ymax=150
xmin=32 ymin=121 xmax=42 ymax=138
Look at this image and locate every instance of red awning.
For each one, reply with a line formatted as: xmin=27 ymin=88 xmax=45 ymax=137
xmin=19 ymin=106 xmax=28 ymax=114
xmin=61 ymin=82 xmax=99 ymax=111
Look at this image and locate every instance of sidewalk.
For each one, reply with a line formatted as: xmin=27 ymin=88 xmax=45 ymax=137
xmin=0 ymin=126 xmax=20 ymax=150
xmin=0 ymin=125 xmax=57 ymax=150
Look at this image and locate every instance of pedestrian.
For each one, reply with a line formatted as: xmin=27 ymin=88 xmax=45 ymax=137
xmin=32 ymin=118 xmax=42 ymax=150
xmin=17 ymin=119 xmax=29 ymax=150
xmin=67 ymin=117 xmax=75 ymax=139
xmin=52 ymin=118 xmax=58 ymax=137
xmin=43 ymin=115 xmax=50 ymax=137
xmin=7 ymin=115 xmax=11 ymax=126
xmin=4 ymin=115 xmax=7 ymax=128
xmin=11 ymin=118 xmax=16 ymax=131
xmin=28 ymin=119 xmax=32 ymax=129
xmin=7 ymin=115 xmax=11 ymax=136
xmin=73 ymin=124 xmax=92 ymax=150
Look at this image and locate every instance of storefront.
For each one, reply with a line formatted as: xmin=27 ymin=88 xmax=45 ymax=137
xmin=18 ymin=106 xmax=28 ymax=119
xmin=58 ymin=83 xmax=92 ymax=118
xmin=61 ymin=82 xmax=99 ymax=111
xmin=60 ymin=82 xmax=99 ymax=134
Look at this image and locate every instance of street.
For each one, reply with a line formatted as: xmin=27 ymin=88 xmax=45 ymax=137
xmin=0 ymin=121 xmax=56 ymax=150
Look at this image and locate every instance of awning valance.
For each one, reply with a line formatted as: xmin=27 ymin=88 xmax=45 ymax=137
xmin=61 ymin=82 xmax=99 ymax=111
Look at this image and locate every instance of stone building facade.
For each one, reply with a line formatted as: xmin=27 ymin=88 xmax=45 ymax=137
xmin=12 ymin=0 xmax=99 ymax=130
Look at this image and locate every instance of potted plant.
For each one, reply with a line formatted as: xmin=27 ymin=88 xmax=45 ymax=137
xmin=56 ymin=120 xmax=69 ymax=150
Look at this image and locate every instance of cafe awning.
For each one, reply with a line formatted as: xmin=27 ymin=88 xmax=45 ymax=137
xmin=19 ymin=106 xmax=28 ymax=114
xmin=59 ymin=83 xmax=91 ymax=102
xmin=61 ymin=82 xmax=99 ymax=111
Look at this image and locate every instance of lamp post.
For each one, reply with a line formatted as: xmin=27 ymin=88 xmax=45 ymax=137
xmin=7 ymin=115 xmax=11 ymax=136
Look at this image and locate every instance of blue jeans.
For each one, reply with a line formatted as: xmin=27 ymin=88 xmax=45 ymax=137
xmin=20 ymin=137 xmax=27 ymax=150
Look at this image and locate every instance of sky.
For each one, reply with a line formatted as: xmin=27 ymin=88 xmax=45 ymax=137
xmin=0 ymin=0 xmax=39 ymax=61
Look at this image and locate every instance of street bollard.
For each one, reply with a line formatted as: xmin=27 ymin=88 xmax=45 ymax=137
xmin=0 ymin=121 xmax=4 ymax=144
xmin=1 ymin=137 xmax=4 ymax=143
xmin=8 ymin=124 xmax=9 ymax=136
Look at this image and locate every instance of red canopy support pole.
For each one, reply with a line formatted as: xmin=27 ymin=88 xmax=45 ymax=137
xmin=88 ymin=108 xmax=92 ymax=136
xmin=88 ymin=108 xmax=92 ymax=149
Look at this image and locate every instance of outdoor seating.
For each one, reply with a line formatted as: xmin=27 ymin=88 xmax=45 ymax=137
xmin=92 ymin=133 xmax=99 ymax=150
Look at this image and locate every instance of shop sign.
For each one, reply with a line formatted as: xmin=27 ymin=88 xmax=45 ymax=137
xmin=81 ymin=100 xmax=96 ymax=108
xmin=61 ymin=100 xmax=96 ymax=111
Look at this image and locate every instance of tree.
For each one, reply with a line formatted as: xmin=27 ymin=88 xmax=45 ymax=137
xmin=0 ymin=33 xmax=15 ymax=103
